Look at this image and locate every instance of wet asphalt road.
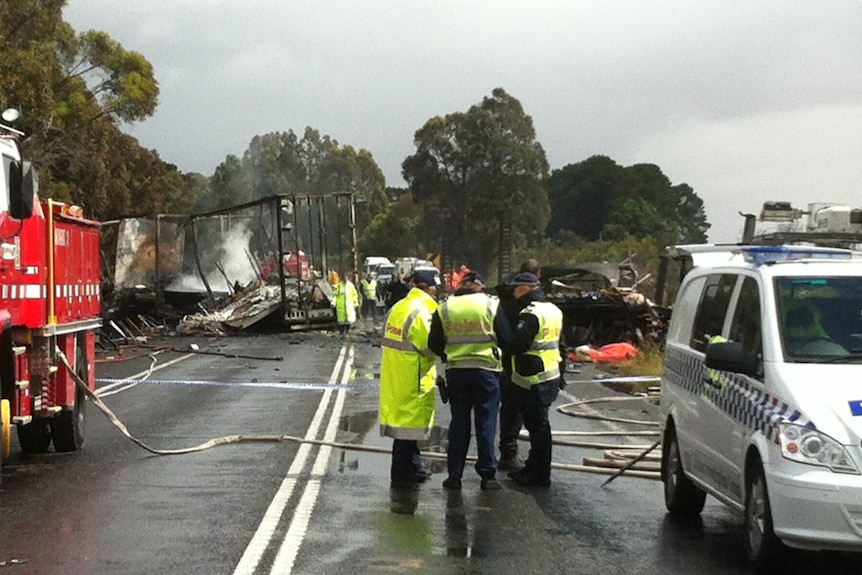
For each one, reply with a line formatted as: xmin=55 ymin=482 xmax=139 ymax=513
xmin=1 ymin=330 xmax=860 ymax=574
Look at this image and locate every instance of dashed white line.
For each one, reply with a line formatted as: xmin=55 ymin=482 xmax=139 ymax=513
xmin=232 ymin=344 xmax=351 ymax=575
xmin=269 ymin=345 xmax=353 ymax=574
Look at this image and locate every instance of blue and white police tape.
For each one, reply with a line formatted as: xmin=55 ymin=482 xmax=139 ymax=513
xmin=96 ymin=378 xmax=376 ymax=391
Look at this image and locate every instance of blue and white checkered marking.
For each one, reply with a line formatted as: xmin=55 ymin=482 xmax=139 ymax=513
xmin=665 ymin=346 xmax=815 ymax=442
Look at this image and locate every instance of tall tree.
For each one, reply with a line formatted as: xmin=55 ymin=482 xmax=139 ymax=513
xmin=0 ymin=0 xmax=173 ymax=220
xmin=205 ymin=154 xmax=247 ymax=210
xmin=209 ymin=128 xmax=388 ymax=233
xmin=402 ymin=88 xmax=549 ymax=274
xmin=547 ymin=156 xmax=709 ymax=245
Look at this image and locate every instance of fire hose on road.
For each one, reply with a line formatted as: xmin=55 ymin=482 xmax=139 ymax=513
xmin=56 ymin=347 xmax=661 ymax=482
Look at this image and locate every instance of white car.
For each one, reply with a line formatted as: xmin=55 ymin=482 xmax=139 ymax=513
xmin=660 ymin=245 xmax=862 ymax=567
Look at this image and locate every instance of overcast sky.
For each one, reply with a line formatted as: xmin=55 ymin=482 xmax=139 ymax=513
xmin=63 ymin=1 xmax=862 ymax=243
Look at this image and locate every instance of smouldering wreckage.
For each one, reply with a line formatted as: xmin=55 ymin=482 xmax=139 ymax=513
xmin=101 ymin=192 xmax=669 ymax=348
xmin=539 ymin=262 xmax=670 ymax=354
xmin=102 ymin=193 xmax=359 ymax=335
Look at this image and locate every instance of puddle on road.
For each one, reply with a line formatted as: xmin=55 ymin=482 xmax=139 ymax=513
xmin=337 ymin=411 xmax=449 ymax=475
xmin=338 ymin=411 xmax=449 ymax=453
xmin=339 ymin=410 xmax=378 ymax=435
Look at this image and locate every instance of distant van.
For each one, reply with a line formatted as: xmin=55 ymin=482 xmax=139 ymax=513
xmin=363 ymin=256 xmax=391 ymax=276
xmin=660 ymin=244 xmax=862 ymax=566
xmin=394 ymin=257 xmax=419 ymax=277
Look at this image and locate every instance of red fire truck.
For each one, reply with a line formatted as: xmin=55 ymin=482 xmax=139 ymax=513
xmin=0 ymin=108 xmax=101 ymax=470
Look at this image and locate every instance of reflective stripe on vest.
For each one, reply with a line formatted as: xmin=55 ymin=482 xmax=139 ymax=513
xmin=512 ymin=301 xmax=563 ymax=387
xmin=382 ymin=305 xmax=436 ymax=357
xmin=441 ymin=293 xmax=502 ymax=371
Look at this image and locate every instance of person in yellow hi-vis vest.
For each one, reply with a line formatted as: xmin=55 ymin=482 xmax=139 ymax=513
xmin=379 ymin=270 xmax=440 ymax=484
xmin=360 ymin=272 xmax=378 ymax=323
xmin=428 ymin=271 xmax=512 ymax=491
xmin=503 ymin=272 xmax=564 ymax=488
xmin=333 ymin=272 xmax=360 ymax=335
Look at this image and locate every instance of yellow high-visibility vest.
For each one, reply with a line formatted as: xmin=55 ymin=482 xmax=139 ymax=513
xmin=440 ymin=292 xmax=501 ymax=371
xmin=361 ymin=278 xmax=377 ymax=300
xmin=379 ymin=287 xmax=438 ymax=440
xmin=512 ymin=301 xmax=563 ymax=388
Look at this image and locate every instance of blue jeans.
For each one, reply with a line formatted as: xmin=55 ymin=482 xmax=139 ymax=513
xmin=445 ymin=368 xmax=501 ymax=480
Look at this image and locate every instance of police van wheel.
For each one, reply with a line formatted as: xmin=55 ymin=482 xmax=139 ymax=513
xmin=662 ymin=424 xmax=706 ymax=516
xmin=744 ymin=460 xmax=781 ymax=567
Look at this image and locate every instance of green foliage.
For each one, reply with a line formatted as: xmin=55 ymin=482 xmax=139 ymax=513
xmin=75 ymin=30 xmax=159 ymax=122
xmin=610 ymin=342 xmax=665 ymax=379
xmin=403 ymin=88 xmax=549 ymax=273
xmin=213 ymin=128 xmax=386 ymax=211
xmin=357 ymin=194 xmax=422 ymax=260
xmin=0 ymin=0 xmax=189 ymax=221
xmin=547 ymin=156 xmax=709 ymax=247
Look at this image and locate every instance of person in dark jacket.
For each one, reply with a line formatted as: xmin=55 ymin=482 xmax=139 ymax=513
xmin=502 ymin=271 xmax=564 ymax=487
xmin=495 ymin=258 xmax=541 ymax=471
xmin=384 ymin=273 xmax=411 ymax=311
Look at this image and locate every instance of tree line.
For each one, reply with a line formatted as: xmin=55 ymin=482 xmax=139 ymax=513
xmin=2 ymin=2 xmax=710 ymax=280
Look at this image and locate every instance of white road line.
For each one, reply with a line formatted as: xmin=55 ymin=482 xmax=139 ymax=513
xmin=96 ymin=354 xmax=194 ymax=397
xmin=269 ymin=345 xmax=353 ymax=574
xmin=232 ymin=344 xmax=350 ymax=575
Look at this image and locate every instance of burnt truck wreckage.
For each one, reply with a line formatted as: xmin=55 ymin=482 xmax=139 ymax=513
xmin=102 ymin=193 xmax=358 ymax=334
xmin=537 ymin=262 xmax=670 ymax=350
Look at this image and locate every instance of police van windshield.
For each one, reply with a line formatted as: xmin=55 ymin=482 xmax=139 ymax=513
xmin=776 ymin=277 xmax=862 ymax=362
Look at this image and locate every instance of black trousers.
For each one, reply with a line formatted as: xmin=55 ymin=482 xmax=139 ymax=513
xmin=514 ymin=380 xmax=559 ymax=480
xmin=391 ymin=439 xmax=422 ymax=478
xmin=498 ymin=371 xmax=523 ymax=459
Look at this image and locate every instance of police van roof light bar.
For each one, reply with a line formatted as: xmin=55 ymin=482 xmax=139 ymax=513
xmin=740 ymin=245 xmax=855 ymax=266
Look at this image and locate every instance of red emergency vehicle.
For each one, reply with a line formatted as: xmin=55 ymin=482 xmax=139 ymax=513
xmin=0 ymin=109 xmax=101 ymax=468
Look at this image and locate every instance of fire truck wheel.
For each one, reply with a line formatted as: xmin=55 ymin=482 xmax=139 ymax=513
xmin=18 ymin=419 xmax=51 ymax=454
xmin=1 ymin=398 xmax=10 ymax=458
xmin=52 ymin=347 xmax=87 ymax=452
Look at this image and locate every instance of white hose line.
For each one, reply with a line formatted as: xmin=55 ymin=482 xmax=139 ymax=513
xmin=56 ymin=347 xmax=660 ymax=481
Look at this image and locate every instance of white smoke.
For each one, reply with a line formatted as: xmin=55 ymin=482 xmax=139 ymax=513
xmin=167 ymin=223 xmax=259 ymax=293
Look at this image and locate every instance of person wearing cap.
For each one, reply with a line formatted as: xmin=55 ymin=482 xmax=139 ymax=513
xmin=495 ymin=259 xmax=541 ymax=472
xmin=379 ymin=270 xmax=440 ymax=484
xmin=428 ymin=271 xmax=512 ymax=490
xmin=503 ymin=271 xmax=563 ymax=487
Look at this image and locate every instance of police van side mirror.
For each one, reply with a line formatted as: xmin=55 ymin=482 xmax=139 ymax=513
xmin=705 ymin=341 xmax=758 ymax=377
xmin=9 ymin=161 xmax=36 ymax=220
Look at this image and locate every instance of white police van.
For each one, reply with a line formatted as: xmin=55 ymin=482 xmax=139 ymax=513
xmin=660 ymin=245 xmax=862 ymax=567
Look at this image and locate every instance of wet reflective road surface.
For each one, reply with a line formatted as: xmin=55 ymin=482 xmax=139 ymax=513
xmin=1 ymin=332 xmax=860 ymax=574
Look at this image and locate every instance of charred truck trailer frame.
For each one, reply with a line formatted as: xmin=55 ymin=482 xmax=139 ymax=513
xmin=0 ymin=111 xmax=101 ymax=464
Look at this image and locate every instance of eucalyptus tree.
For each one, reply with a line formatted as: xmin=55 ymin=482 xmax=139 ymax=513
xmin=402 ymin=88 xmax=549 ymax=273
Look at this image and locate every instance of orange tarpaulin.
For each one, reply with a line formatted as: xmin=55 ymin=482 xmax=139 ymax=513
xmin=572 ymin=342 xmax=639 ymax=363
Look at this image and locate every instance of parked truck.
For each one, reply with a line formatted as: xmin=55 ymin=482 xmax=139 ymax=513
xmin=0 ymin=109 xmax=101 ymax=472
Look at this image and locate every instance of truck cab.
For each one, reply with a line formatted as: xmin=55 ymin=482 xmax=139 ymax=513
xmin=0 ymin=109 xmax=101 ymax=464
